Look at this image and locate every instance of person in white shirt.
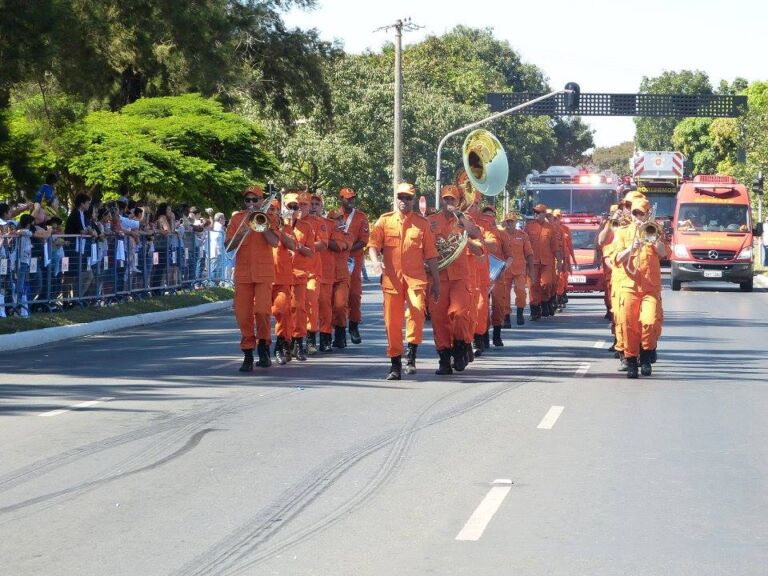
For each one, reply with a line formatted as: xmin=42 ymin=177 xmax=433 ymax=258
xmin=208 ymin=212 xmax=226 ymax=284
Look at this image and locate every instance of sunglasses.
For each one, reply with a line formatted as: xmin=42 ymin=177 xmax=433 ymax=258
xmin=244 ymin=197 xmax=259 ymax=203
xmin=286 ymin=204 xmax=299 ymax=210
xmin=397 ymin=195 xmax=413 ymax=201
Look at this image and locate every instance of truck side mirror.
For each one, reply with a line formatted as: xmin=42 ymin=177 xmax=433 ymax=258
xmin=564 ymin=82 xmax=580 ymax=112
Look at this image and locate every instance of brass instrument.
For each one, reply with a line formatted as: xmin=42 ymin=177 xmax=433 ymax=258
xmin=462 ymin=129 xmax=509 ymax=197
xmin=636 ymin=203 xmax=663 ymax=245
xmin=435 ymin=230 xmax=468 ymax=270
xmin=224 ymin=191 xmax=276 ymax=254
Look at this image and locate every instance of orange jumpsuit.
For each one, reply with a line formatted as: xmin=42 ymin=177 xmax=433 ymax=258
xmin=343 ymin=208 xmax=370 ymax=324
xmin=556 ymin=222 xmax=573 ymax=298
xmin=599 ymin=225 xmax=615 ymax=314
xmin=470 ymin=213 xmax=496 ymax=336
xmin=603 ymin=224 xmax=630 ymax=353
xmin=526 ymin=219 xmax=559 ymax=306
xmin=318 ymin=219 xmax=338 ymax=335
xmin=504 ymin=227 xmax=534 ymax=310
xmin=486 ymin=225 xmax=514 ymax=327
xmin=304 ymin=214 xmax=328 ymax=334
xmin=428 ymin=212 xmax=473 ymax=351
xmin=291 ymin=218 xmax=315 ymax=339
xmin=369 ymin=211 xmax=438 ymax=358
xmin=226 ymin=211 xmax=277 ymax=351
xmin=272 ymin=223 xmax=296 ymax=342
xmin=332 ymin=228 xmax=352 ymax=329
xmin=612 ymin=224 xmax=664 ymax=359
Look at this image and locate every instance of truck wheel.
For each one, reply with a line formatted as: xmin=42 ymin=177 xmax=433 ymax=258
xmin=671 ymin=277 xmax=681 ymax=291
xmin=740 ymin=279 xmax=753 ymax=292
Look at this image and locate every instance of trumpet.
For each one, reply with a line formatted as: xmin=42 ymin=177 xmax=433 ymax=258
xmin=632 ymin=203 xmax=663 ymax=246
xmin=224 ymin=191 xmax=276 ymax=254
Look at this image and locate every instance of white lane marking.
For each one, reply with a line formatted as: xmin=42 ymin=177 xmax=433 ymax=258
xmin=575 ymin=363 xmax=590 ymax=377
xmin=39 ymin=397 xmax=114 ymax=418
xmin=536 ymin=406 xmax=564 ymax=430
xmin=455 ymin=479 xmax=513 ymax=541
xmin=210 ymin=360 xmax=238 ymax=371
xmin=593 ymin=340 xmax=606 ymax=349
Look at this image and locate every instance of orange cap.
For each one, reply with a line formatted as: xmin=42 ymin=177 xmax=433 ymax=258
xmin=327 ymin=208 xmax=343 ymax=219
xmin=533 ymin=203 xmax=547 ymax=213
xmin=552 ymin=208 xmax=562 ymax=217
xmin=503 ymin=211 xmax=519 ymax=222
xmin=481 ymin=206 xmax=496 ymax=215
xmin=631 ymin=198 xmax=651 ymax=215
xmin=396 ymin=182 xmax=416 ymax=196
xmin=339 ymin=187 xmax=357 ymax=199
xmin=298 ymin=192 xmax=312 ymax=205
xmin=623 ymin=190 xmax=646 ymax=204
xmin=440 ymin=185 xmax=460 ymax=200
xmin=609 ymin=204 xmax=619 ymax=212
xmin=242 ymin=185 xmax=264 ymax=198
xmin=283 ymin=192 xmax=299 ymax=205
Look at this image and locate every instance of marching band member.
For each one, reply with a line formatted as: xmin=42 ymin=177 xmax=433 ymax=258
xmin=613 ymin=197 xmax=667 ymax=378
xmin=270 ymin=199 xmax=297 ymax=365
xmin=467 ymin=201 xmax=497 ymax=355
xmin=526 ymin=203 xmax=562 ymax=320
xmin=318 ymin=199 xmax=338 ymax=353
xmin=368 ymin=182 xmax=440 ymax=380
xmin=225 ymin=185 xmax=279 ymax=371
xmin=339 ymin=187 xmax=370 ymax=345
xmin=598 ymin=204 xmax=620 ymax=322
xmin=428 ymin=185 xmax=481 ymax=375
xmin=288 ymin=191 xmax=316 ymax=361
xmin=552 ymin=209 xmax=575 ymax=310
xmin=305 ymin=193 xmax=329 ymax=354
xmin=328 ymin=209 xmax=353 ymax=349
xmin=501 ymin=212 xmax=534 ymax=326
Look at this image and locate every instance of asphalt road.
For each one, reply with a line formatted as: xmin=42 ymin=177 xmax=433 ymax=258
xmin=1 ymin=276 xmax=767 ymax=576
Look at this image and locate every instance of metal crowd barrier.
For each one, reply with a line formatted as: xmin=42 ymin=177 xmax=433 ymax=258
xmin=0 ymin=230 xmax=233 ymax=318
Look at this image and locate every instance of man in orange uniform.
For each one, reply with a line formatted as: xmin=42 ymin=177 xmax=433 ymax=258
xmin=466 ymin=201 xmax=496 ymax=356
xmin=428 ymin=185 xmax=481 ymax=375
xmin=270 ymin=199 xmax=297 ymax=365
xmin=287 ymin=191 xmax=316 ymax=361
xmin=613 ymin=197 xmax=667 ymax=378
xmin=368 ymin=182 xmax=440 ymax=380
xmin=482 ymin=209 xmax=515 ymax=347
xmin=225 ymin=185 xmax=279 ymax=371
xmin=552 ymin=209 xmax=575 ymax=310
xmin=501 ymin=212 xmax=534 ymax=326
xmin=526 ymin=203 xmax=562 ymax=320
xmin=327 ymin=209 xmax=353 ymax=348
xmin=340 ymin=187 xmax=369 ymax=345
xmin=317 ymin=199 xmax=338 ymax=353
xmin=305 ymin=193 xmax=329 ymax=354
xmin=598 ymin=204 xmax=620 ymax=323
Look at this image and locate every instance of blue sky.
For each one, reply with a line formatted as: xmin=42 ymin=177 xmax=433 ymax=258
xmin=285 ymin=0 xmax=767 ymax=148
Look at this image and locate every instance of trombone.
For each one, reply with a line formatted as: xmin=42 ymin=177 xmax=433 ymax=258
xmin=224 ymin=189 xmax=277 ymax=254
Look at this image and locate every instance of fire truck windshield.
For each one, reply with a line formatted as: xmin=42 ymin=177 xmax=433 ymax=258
xmin=570 ymin=229 xmax=598 ymax=250
xmin=527 ymin=188 xmax=615 ymax=214
xmin=643 ymin=193 xmax=676 ymax=218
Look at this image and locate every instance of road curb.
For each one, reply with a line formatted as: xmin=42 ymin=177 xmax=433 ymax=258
xmin=0 ymin=300 xmax=233 ymax=352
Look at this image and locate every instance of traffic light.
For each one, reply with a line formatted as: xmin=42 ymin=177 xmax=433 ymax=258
xmin=753 ymin=171 xmax=764 ymax=196
xmin=564 ymin=82 xmax=580 ymax=112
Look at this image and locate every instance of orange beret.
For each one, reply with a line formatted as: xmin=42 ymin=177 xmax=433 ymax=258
xmin=533 ymin=203 xmax=547 ymax=213
xmin=339 ymin=187 xmax=357 ymax=199
xmin=242 ymin=185 xmax=264 ymax=198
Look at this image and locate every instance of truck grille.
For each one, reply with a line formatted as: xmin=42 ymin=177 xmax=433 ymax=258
xmin=690 ymin=249 xmax=736 ymax=261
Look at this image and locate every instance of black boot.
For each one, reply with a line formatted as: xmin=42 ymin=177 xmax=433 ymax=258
xmin=239 ymin=349 xmax=254 ymax=372
xmin=435 ymin=349 xmax=453 ymax=375
xmin=530 ymin=304 xmax=540 ymax=321
xmin=502 ymin=314 xmax=512 ymax=329
xmin=405 ymin=343 xmax=418 ymax=374
xmin=608 ymin=337 xmax=616 ymax=352
xmin=256 ymin=340 xmax=272 ymax=368
xmin=452 ymin=341 xmax=467 ymax=372
xmin=640 ymin=349 xmax=652 ymax=376
xmin=626 ymin=356 xmax=639 ymax=379
xmin=306 ymin=331 xmax=318 ymax=355
xmin=516 ymin=307 xmax=525 ymax=326
xmin=386 ymin=356 xmax=402 ymax=380
xmin=604 ymin=309 xmax=613 ymax=321
xmin=649 ymin=348 xmax=657 ymax=364
xmin=332 ymin=326 xmax=346 ymax=349
xmin=483 ymin=330 xmax=490 ymax=349
xmin=473 ymin=334 xmax=484 ymax=357
xmin=348 ymin=321 xmax=362 ymax=344
xmin=274 ymin=337 xmax=287 ymax=365
xmin=292 ymin=337 xmax=307 ymax=361
xmin=319 ymin=332 xmax=333 ymax=353
xmin=541 ymin=299 xmax=550 ymax=317
xmin=466 ymin=343 xmax=474 ymax=363
xmin=618 ymin=352 xmax=628 ymax=372
xmin=492 ymin=326 xmax=504 ymax=347
xmin=562 ymin=292 xmax=569 ymax=304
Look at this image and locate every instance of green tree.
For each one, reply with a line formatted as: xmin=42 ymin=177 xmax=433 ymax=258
xmin=590 ymin=141 xmax=635 ymax=176
xmin=634 ymin=70 xmax=713 ymax=150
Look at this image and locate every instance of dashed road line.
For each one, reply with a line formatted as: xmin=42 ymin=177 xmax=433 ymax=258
xmin=593 ymin=340 xmax=606 ymax=349
xmin=574 ymin=362 xmax=590 ymax=377
xmin=455 ymin=479 xmax=513 ymax=541
xmin=39 ymin=397 xmax=115 ymax=418
xmin=536 ymin=406 xmax=564 ymax=430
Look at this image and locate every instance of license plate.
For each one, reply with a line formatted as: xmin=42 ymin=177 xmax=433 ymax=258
xmin=568 ymin=275 xmax=587 ymax=284
xmin=703 ymin=270 xmax=723 ymax=278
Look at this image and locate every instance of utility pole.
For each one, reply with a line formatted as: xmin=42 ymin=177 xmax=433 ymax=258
xmin=375 ymin=18 xmax=422 ymax=207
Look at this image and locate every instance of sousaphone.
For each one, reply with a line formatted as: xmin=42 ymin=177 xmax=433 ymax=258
xmin=462 ymin=129 xmax=509 ymax=197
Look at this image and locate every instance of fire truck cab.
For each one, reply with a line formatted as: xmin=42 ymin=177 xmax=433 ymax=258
xmin=522 ymin=166 xmax=619 ymax=293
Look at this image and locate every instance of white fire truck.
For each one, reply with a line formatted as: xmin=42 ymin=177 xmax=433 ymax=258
xmin=630 ymin=151 xmax=686 ymax=236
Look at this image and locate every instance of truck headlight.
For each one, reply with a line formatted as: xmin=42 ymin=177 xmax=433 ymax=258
xmin=737 ymin=246 xmax=752 ymax=260
xmin=673 ymin=244 xmax=689 ymax=258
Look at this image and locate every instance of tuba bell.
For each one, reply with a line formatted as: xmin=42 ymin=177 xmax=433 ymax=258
xmin=462 ymin=129 xmax=509 ymax=197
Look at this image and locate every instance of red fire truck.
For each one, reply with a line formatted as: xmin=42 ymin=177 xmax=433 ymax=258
xmin=631 ymin=151 xmax=685 ymax=238
xmin=522 ymin=166 xmax=620 ymax=293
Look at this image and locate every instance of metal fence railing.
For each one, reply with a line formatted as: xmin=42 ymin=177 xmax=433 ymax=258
xmin=0 ymin=231 xmax=233 ymax=318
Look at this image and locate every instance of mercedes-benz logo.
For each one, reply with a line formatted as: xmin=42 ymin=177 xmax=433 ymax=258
xmin=708 ymin=250 xmax=719 ymax=260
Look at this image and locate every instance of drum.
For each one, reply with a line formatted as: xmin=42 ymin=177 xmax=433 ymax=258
xmin=488 ymin=254 xmax=506 ymax=284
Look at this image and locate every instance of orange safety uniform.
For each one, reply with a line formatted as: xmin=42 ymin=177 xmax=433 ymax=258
xmin=304 ymin=214 xmax=328 ymax=334
xmin=483 ymin=222 xmax=513 ymax=328
xmin=526 ymin=219 xmax=559 ymax=305
xmin=343 ymin=208 xmax=370 ymax=324
xmin=225 ymin=211 xmax=277 ymax=351
xmin=556 ymin=222 xmax=573 ymax=297
xmin=469 ymin=212 xmax=496 ymax=336
xmin=272 ymin=222 xmax=296 ymax=342
xmin=428 ymin=211 xmax=473 ymax=351
xmin=599 ymin=224 xmax=615 ymax=315
xmin=369 ymin=210 xmax=438 ymax=358
xmin=503 ymin=226 xmax=534 ymax=310
xmin=332 ymin=227 xmax=353 ymax=330
xmin=603 ymin=223 xmax=631 ymax=353
xmin=612 ymin=222 xmax=664 ymax=359
xmin=318 ymin=218 xmax=338 ymax=335
xmin=291 ymin=218 xmax=316 ymax=339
